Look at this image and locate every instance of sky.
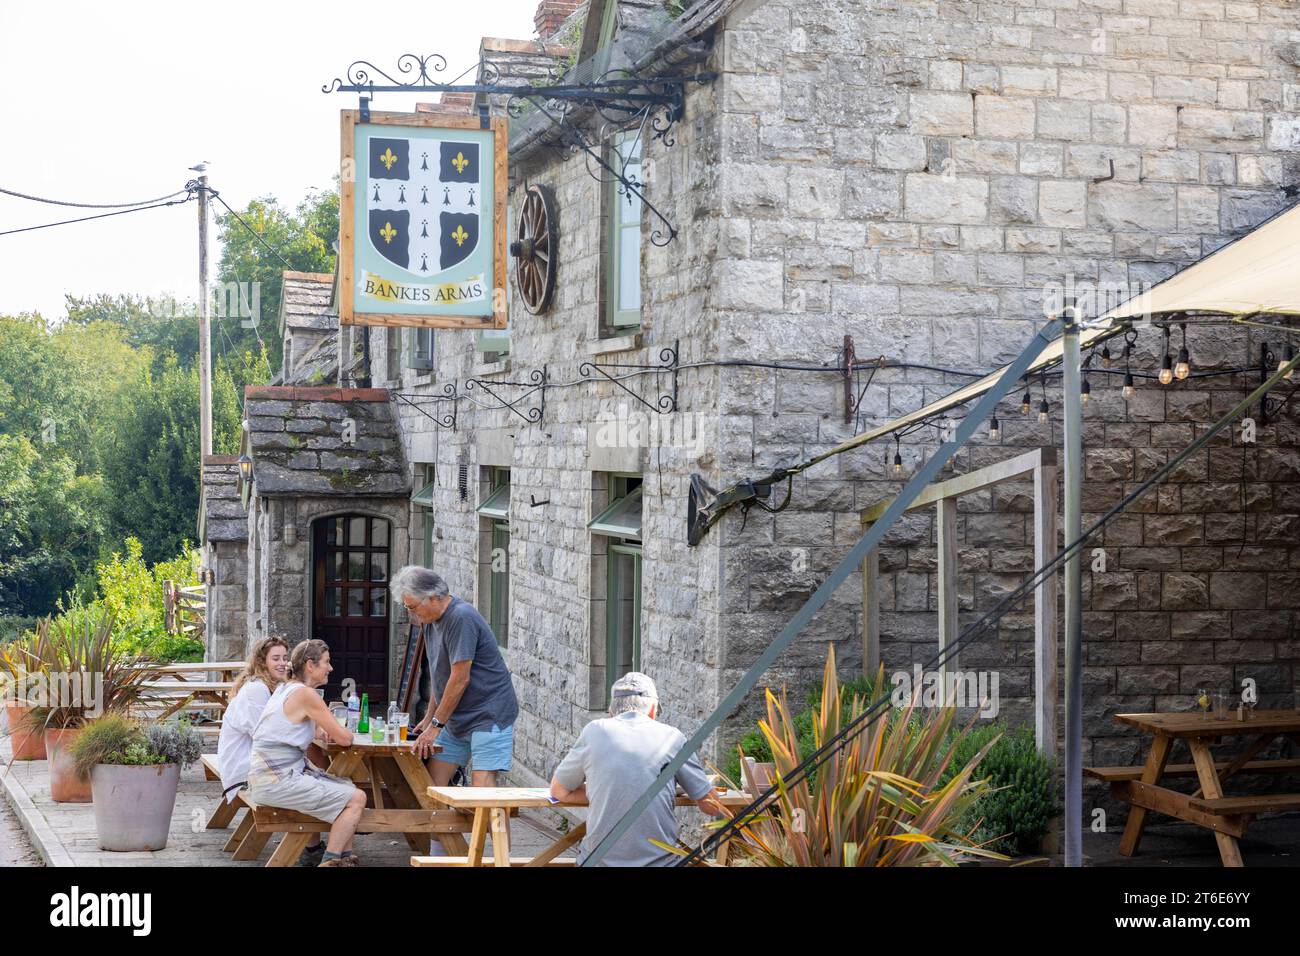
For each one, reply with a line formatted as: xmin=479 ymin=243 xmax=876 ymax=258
xmin=0 ymin=0 xmax=542 ymax=320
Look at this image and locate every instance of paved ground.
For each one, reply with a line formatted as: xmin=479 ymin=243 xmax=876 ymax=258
xmin=1083 ymin=814 xmax=1300 ymax=867
xmin=0 ymin=732 xmax=566 ymax=867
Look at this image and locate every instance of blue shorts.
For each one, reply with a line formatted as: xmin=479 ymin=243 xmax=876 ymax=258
xmin=434 ymin=723 xmax=513 ymax=772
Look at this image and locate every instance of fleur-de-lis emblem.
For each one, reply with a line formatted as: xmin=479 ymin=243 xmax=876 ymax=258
xmin=379 ymin=147 xmax=398 ymax=171
xmin=452 ymin=151 xmax=469 ymax=174
xmin=451 ymin=225 xmax=469 ymax=246
xmin=379 ymin=221 xmax=397 ymax=244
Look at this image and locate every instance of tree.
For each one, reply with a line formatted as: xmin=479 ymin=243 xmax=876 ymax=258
xmin=215 ymin=187 xmax=338 ymax=372
xmin=63 ymin=293 xmax=199 ymax=369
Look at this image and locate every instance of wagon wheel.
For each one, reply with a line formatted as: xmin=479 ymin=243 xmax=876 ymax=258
xmin=510 ymin=184 xmax=557 ymax=314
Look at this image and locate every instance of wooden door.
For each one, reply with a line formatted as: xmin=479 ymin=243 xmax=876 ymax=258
xmin=312 ymin=514 xmax=390 ymax=705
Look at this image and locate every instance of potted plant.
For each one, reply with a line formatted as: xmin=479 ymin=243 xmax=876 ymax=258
xmin=70 ymin=714 xmax=202 ymax=851
xmin=1 ymin=633 xmax=47 ymax=761
xmin=22 ymin=612 xmax=150 ymax=802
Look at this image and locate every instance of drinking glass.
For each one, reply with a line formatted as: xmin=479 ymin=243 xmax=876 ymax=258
xmin=1213 ymin=692 xmax=1231 ymax=721
xmin=396 ymin=713 xmax=410 ymax=742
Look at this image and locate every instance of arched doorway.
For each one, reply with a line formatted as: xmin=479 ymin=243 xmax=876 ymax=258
xmin=312 ymin=514 xmax=390 ymax=704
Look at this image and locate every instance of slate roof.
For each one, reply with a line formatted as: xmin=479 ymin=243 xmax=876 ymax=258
xmin=278 ymin=271 xmax=335 ymax=334
xmin=199 ymin=456 xmax=248 ymax=542
xmin=243 ymin=387 xmax=409 ymax=498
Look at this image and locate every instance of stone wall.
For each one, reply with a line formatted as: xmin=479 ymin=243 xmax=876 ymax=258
xmin=205 ymin=539 xmax=248 ymax=662
xmin=710 ymin=0 xmax=1300 ymax=795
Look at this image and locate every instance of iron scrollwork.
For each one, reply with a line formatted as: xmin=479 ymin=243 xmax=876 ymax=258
xmin=466 ymin=367 xmax=548 ymax=425
xmin=578 ymin=340 xmax=679 ymax=414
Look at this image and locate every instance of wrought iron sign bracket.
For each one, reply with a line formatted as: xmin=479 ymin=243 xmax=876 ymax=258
xmin=579 ymin=339 xmax=679 ymax=414
xmin=393 ymin=383 xmax=457 ymax=430
xmin=465 ymin=367 xmax=548 ymax=425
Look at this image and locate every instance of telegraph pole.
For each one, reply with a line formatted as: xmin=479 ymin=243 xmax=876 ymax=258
xmin=1061 ymin=302 xmax=1084 ymax=867
xmin=197 ymin=173 xmax=213 ymax=462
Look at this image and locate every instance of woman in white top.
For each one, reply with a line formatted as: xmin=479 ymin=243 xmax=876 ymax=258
xmin=216 ymin=636 xmax=289 ymax=802
xmin=248 ymin=639 xmax=364 ymax=867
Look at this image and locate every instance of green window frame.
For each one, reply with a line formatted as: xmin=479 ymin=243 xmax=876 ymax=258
xmin=589 ymin=474 xmax=642 ymax=701
xmin=605 ymin=131 xmax=642 ymax=330
xmin=475 ymin=468 xmax=510 ymax=647
xmin=412 ymin=464 xmax=435 ymax=566
xmin=406 ymin=328 xmax=434 ymax=372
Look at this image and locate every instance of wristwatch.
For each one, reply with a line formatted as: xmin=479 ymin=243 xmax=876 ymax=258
xmin=430 ymin=717 xmax=446 ymax=730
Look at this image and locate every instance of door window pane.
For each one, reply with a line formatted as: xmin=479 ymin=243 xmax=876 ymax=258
xmin=370 ymin=554 xmax=388 ymax=582
xmin=371 ymin=519 xmax=389 ymax=548
xmin=348 ymin=551 xmax=366 ymax=581
xmin=370 ymin=591 xmax=387 ymax=618
xmin=347 ymin=588 xmax=364 ymax=617
xmin=327 ymin=552 xmax=343 ymax=582
xmin=325 ymin=588 xmax=341 ymax=617
xmin=349 ymin=517 xmax=367 ymax=546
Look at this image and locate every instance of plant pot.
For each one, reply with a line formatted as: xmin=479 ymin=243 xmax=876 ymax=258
xmin=3 ymin=704 xmax=46 ymax=761
xmin=44 ymin=727 xmax=91 ymax=803
xmin=90 ymin=763 xmax=181 ymax=851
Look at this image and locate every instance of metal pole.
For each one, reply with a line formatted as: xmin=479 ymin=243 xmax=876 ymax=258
xmin=1061 ymin=308 xmax=1084 ymax=867
xmin=581 ymin=318 xmax=1064 ymax=866
xmin=197 ymin=174 xmax=213 ymax=460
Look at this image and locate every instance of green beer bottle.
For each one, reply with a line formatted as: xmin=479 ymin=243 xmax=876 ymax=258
xmin=357 ymin=693 xmax=370 ymax=734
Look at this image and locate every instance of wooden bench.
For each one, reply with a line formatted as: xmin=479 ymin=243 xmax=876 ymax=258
xmin=1187 ymin=793 xmax=1300 ymax=816
xmin=411 ymin=855 xmax=576 ymax=867
xmin=1085 ymin=758 xmax=1300 ymax=782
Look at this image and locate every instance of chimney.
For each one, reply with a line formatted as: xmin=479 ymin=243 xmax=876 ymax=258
xmin=535 ymin=0 xmax=583 ymax=40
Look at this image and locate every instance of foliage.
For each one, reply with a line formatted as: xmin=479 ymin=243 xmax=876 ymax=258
xmin=724 ymin=670 xmax=883 ymax=784
xmin=215 ymin=187 xmax=338 ymax=372
xmin=940 ymin=721 xmax=1058 ymax=856
xmin=716 ymin=651 xmax=1005 ymax=867
xmin=69 ymin=714 xmax=201 ymax=778
xmin=21 ymin=611 xmax=150 ymax=731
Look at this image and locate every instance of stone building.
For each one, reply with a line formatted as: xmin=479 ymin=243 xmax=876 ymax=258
xmin=198 ymin=455 xmax=248 ymax=663
xmin=214 ymin=0 xmax=1300 ymax=817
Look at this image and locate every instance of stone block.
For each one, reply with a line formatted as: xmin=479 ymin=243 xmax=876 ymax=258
xmin=903 ymin=174 xmax=989 ymax=224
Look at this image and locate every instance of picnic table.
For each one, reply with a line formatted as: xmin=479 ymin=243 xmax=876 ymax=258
xmin=415 ymin=786 xmax=753 ymax=867
xmin=138 ymin=679 xmax=234 ymax=720
xmin=1085 ymin=709 xmax=1300 ymax=867
xmin=232 ymin=736 xmax=479 ymax=867
xmin=142 ymin=660 xmax=244 ymax=680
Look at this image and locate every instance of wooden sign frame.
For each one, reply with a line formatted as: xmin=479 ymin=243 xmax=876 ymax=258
xmin=340 ymin=109 xmax=508 ymax=330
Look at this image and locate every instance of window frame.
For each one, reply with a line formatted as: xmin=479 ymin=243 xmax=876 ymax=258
xmin=385 ymin=326 xmax=402 ymax=382
xmin=605 ymin=541 xmax=642 ymax=702
xmin=477 ymin=468 xmax=510 ymax=648
xmin=406 ymin=327 xmax=434 ymax=372
xmin=604 ymin=131 xmax=643 ymax=331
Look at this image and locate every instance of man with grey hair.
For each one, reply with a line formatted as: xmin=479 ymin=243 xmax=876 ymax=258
xmin=390 ymin=566 xmax=518 ymax=786
xmin=550 ymin=672 xmax=726 ymax=866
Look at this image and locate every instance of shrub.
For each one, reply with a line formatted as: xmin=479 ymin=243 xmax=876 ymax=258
xmin=941 ymin=721 xmax=1058 ymax=856
xmin=69 ymin=714 xmax=202 ymax=778
xmin=143 ymin=720 xmax=202 ymax=769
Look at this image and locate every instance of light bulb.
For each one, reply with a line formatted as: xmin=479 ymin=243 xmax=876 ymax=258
xmin=988 ymin=416 xmax=1000 ymax=441
xmin=1174 ymin=346 xmax=1190 ymax=381
xmin=1081 ymin=378 xmax=1091 ymax=404
xmin=1158 ymin=354 xmax=1173 ymax=385
xmin=1020 ymin=390 xmax=1032 ymax=415
xmin=1101 ymin=345 xmax=1112 ymax=369
xmin=1038 ymin=399 xmax=1050 ymax=423
xmin=893 ymin=451 xmax=903 ymax=475
xmin=1121 ymin=372 xmax=1135 ymax=400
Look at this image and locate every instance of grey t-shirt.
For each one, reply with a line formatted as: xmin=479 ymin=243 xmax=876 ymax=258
xmin=553 ymin=711 xmax=712 ymax=867
xmin=423 ymin=597 xmax=518 ymax=737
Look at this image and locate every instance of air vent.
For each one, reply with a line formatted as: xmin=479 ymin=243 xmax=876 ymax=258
xmin=458 ymin=456 xmax=469 ymax=502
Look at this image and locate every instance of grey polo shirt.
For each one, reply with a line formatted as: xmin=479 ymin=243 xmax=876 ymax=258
xmin=553 ymin=710 xmax=712 ymax=867
xmin=423 ymin=597 xmax=518 ymax=738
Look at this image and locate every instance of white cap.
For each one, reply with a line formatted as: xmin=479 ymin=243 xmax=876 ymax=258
xmin=610 ymin=672 xmax=658 ymax=700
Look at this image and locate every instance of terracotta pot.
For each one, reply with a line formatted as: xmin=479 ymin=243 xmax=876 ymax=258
xmin=3 ymin=704 xmax=47 ymax=760
xmin=90 ymin=763 xmax=181 ymax=851
xmin=44 ymin=727 xmax=91 ymax=803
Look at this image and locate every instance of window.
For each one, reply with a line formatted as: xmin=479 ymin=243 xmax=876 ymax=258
xmin=385 ymin=327 xmax=401 ymax=382
xmin=474 ymin=468 xmax=510 ymax=647
xmin=589 ymin=475 xmax=642 ymax=701
xmin=605 ymin=132 xmax=642 ymax=331
xmin=407 ymin=328 xmax=434 ymax=372
xmin=411 ymin=464 xmax=436 ymax=566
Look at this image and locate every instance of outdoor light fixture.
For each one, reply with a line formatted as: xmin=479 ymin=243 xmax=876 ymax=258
xmin=1158 ymin=326 xmax=1174 ymax=385
xmin=1038 ymin=399 xmax=1050 ymax=423
xmin=1174 ymin=322 xmax=1191 ymax=381
xmin=1020 ymin=389 xmax=1032 ymax=415
xmin=237 ymin=453 xmax=253 ymax=484
xmin=1081 ymin=378 xmax=1091 ymax=403
xmin=1122 ymin=372 xmax=1135 ymax=400
xmin=892 ymin=438 xmax=903 ymax=476
xmin=1101 ymin=345 xmax=1112 ymax=369
xmin=988 ymin=415 xmax=1000 ymax=441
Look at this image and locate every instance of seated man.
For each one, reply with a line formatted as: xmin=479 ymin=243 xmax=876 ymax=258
xmin=550 ymin=672 xmax=726 ymax=866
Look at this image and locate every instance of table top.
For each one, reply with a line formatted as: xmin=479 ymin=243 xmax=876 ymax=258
xmin=322 ymin=735 xmax=440 ymax=754
xmin=149 ymin=661 xmax=244 ymax=674
xmin=427 ymin=785 xmax=753 ymax=809
xmin=1117 ymin=709 xmax=1300 ymax=737
xmin=140 ymin=680 xmax=233 ymax=693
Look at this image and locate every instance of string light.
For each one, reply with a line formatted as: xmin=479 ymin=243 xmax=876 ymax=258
xmin=989 ymin=415 xmax=1000 ymax=441
xmin=1101 ymin=345 xmax=1112 ymax=369
xmin=1020 ymin=389 xmax=1032 ymax=415
xmin=1174 ymin=321 xmax=1191 ymax=381
xmin=1081 ymin=377 xmax=1091 ymax=404
xmin=891 ymin=436 xmax=903 ymax=476
xmin=1121 ymin=328 xmax=1138 ymax=400
xmin=1158 ymin=326 xmax=1174 ymax=385
xmin=1122 ymin=371 xmax=1135 ymax=400
xmin=1038 ymin=398 xmax=1050 ymax=423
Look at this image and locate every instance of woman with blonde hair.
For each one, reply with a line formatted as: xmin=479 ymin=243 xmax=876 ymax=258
xmin=248 ymin=639 xmax=365 ymax=867
xmin=217 ymin=636 xmax=289 ymax=804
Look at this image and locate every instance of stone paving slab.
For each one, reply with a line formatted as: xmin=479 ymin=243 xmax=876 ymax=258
xmin=0 ymin=733 xmax=566 ymax=867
